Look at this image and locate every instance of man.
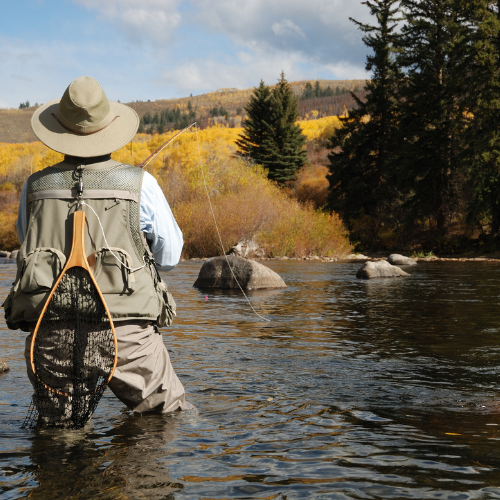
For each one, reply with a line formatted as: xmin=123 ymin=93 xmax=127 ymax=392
xmin=4 ymin=76 xmax=192 ymax=426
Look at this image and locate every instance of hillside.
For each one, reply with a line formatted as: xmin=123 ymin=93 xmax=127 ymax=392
xmin=0 ymin=79 xmax=367 ymax=143
xmin=0 ymin=108 xmax=38 ymax=143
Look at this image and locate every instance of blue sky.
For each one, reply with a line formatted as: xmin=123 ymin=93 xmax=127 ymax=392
xmin=0 ymin=0 xmax=371 ymax=109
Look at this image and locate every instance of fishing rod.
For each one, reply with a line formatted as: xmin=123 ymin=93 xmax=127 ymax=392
xmin=138 ymin=122 xmax=197 ymax=169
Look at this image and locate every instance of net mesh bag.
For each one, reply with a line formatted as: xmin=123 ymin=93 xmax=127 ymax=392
xmin=23 ymin=267 xmax=116 ymax=429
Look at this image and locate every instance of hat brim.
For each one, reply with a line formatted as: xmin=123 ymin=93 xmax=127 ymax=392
xmin=31 ymin=99 xmax=139 ymax=157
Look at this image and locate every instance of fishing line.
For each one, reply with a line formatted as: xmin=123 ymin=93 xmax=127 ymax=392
xmin=81 ymin=201 xmax=146 ymax=272
xmin=133 ymin=121 xmax=270 ymax=321
xmin=194 ymin=124 xmax=270 ymax=322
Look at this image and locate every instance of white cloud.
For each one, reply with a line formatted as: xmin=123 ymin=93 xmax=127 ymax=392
xmin=191 ymin=0 xmax=370 ymax=62
xmin=70 ymin=0 xmax=372 ymax=95
xmin=272 ymin=19 xmax=306 ymax=39
xmin=154 ymin=47 xmax=353 ymax=96
xmin=324 ymin=62 xmax=370 ymax=80
xmin=0 ymin=34 xmax=160 ymax=108
xmin=0 ymin=37 xmax=78 ymax=108
xmin=71 ymin=0 xmax=371 ymax=66
xmin=72 ymin=0 xmax=181 ymax=43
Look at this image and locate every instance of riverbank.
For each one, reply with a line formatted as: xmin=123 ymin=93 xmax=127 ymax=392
xmin=183 ymin=254 xmax=500 ymax=263
xmin=345 ymin=253 xmax=500 ymax=263
xmin=4 ymin=252 xmax=500 ymax=265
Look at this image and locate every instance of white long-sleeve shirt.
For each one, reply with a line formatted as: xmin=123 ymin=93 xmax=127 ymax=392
xmin=16 ymin=171 xmax=183 ymax=271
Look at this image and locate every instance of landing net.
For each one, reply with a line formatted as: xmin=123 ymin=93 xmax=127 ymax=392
xmin=23 ymin=266 xmax=115 ymax=429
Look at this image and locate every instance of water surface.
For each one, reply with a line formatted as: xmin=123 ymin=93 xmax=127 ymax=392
xmin=2 ymin=260 xmax=500 ymax=499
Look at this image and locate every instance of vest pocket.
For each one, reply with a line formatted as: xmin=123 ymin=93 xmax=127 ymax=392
xmin=157 ymin=280 xmax=177 ymax=327
xmin=19 ymin=247 xmax=66 ymax=293
xmin=90 ymin=247 xmax=136 ymax=295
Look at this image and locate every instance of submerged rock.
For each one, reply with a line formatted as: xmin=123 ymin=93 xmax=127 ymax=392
xmin=194 ymin=255 xmax=287 ymax=290
xmin=357 ymin=260 xmax=410 ymax=279
xmin=388 ymin=254 xmax=417 ymax=266
xmin=0 ymin=359 xmax=9 ymax=373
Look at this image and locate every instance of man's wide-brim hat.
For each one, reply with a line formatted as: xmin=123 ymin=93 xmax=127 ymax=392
xmin=31 ymin=76 xmax=139 ymax=157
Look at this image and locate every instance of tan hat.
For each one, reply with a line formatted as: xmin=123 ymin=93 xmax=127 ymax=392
xmin=31 ymin=76 xmax=139 ymax=157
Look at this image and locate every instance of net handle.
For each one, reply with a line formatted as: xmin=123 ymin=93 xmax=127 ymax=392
xmin=29 ymin=210 xmax=119 ymax=396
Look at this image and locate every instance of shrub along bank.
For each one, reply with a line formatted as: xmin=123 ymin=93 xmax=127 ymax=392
xmin=0 ymin=124 xmax=350 ymax=258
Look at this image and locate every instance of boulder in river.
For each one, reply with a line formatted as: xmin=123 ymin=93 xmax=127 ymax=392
xmin=346 ymin=253 xmax=369 ymax=260
xmin=0 ymin=251 xmax=10 ymax=258
xmin=194 ymin=255 xmax=287 ymax=290
xmin=0 ymin=359 xmax=9 ymax=373
xmin=9 ymin=249 xmax=19 ymax=260
xmin=227 ymin=239 xmax=265 ymax=259
xmin=388 ymin=254 xmax=417 ymax=266
xmin=357 ymin=260 xmax=410 ymax=279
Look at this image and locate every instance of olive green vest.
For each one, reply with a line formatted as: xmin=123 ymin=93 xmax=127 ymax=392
xmin=7 ymin=158 xmax=173 ymax=329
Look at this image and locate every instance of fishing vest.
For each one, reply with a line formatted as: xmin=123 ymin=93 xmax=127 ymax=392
xmin=5 ymin=158 xmax=175 ymax=330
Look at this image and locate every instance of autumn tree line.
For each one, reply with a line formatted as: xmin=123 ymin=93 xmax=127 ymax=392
xmin=301 ymin=81 xmax=358 ymax=100
xmin=138 ymin=103 xmax=197 ymax=134
xmin=132 ymin=81 xmax=365 ymax=136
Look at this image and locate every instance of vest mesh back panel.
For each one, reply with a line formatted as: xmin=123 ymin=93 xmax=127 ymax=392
xmin=27 ymin=165 xmax=144 ymax=258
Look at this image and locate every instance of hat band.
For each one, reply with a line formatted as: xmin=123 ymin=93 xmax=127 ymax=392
xmin=51 ymin=113 xmax=120 ymax=136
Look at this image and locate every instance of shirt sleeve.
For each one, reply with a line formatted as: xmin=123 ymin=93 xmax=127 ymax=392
xmin=140 ymin=171 xmax=183 ymax=271
xmin=16 ymin=181 xmax=28 ymax=244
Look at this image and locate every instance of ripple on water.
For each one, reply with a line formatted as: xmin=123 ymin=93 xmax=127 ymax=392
xmin=2 ymin=261 xmax=500 ymax=498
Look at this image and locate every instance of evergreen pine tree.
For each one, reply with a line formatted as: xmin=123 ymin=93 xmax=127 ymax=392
xmin=266 ymin=72 xmax=308 ymax=183
xmin=328 ymin=0 xmax=402 ymax=247
xmin=302 ymin=82 xmax=314 ymax=100
xmin=314 ymin=81 xmax=321 ymax=97
xmin=467 ymin=2 xmax=500 ymax=237
xmin=237 ymin=74 xmax=307 ymax=184
xmin=397 ymin=0 xmax=477 ymax=238
xmin=235 ymin=80 xmax=274 ymax=165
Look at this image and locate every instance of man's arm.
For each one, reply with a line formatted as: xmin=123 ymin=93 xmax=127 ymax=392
xmin=140 ymin=172 xmax=183 ymax=271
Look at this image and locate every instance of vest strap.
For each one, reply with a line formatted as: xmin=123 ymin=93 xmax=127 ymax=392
xmin=27 ymin=189 xmax=139 ymax=203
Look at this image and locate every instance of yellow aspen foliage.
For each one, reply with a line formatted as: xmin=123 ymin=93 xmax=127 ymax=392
xmin=0 ymin=120 xmax=350 ymax=256
xmin=0 ymin=191 xmax=20 ymax=250
xmin=298 ymin=116 xmax=342 ymax=141
xmin=114 ymin=125 xmax=349 ymax=257
xmin=0 ymin=209 xmax=19 ymax=250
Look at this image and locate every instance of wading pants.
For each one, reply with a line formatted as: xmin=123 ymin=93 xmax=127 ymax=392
xmin=25 ymin=320 xmax=192 ymax=423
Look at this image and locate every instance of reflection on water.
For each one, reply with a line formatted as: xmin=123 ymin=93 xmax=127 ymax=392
xmin=24 ymin=412 xmax=183 ymax=499
xmin=3 ymin=260 xmax=500 ymax=498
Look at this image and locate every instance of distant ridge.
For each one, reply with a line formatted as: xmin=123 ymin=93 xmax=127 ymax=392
xmin=0 ymin=79 xmax=367 ymax=144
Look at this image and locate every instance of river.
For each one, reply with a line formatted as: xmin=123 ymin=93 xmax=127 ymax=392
xmin=2 ymin=259 xmax=500 ymax=499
